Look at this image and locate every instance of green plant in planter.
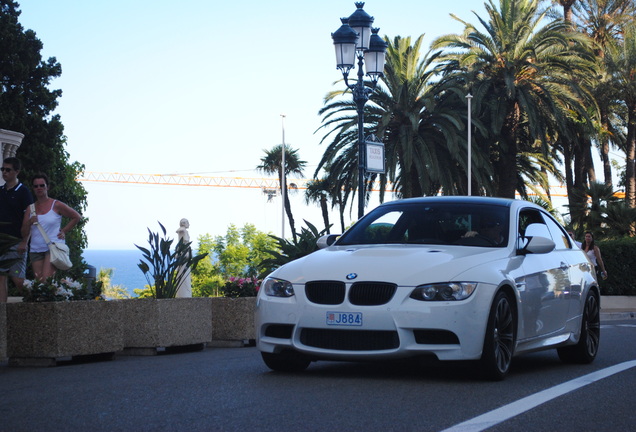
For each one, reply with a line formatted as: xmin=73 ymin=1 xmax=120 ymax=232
xmin=259 ymin=220 xmax=329 ymax=274
xmin=136 ymin=222 xmax=208 ymax=299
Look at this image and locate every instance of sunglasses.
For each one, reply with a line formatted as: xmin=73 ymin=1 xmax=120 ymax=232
xmin=0 ymin=167 xmax=13 ymax=172
xmin=32 ymin=184 xmax=47 ymax=188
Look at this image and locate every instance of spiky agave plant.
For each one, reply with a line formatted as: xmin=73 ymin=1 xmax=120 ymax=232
xmin=135 ymin=222 xmax=207 ymax=299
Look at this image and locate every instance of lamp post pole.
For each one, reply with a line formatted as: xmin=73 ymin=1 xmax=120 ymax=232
xmin=353 ymin=54 xmax=367 ymax=219
xmin=466 ymin=93 xmax=473 ymax=196
xmin=280 ymin=114 xmax=286 ymax=238
xmin=332 ymin=2 xmax=387 ymax=219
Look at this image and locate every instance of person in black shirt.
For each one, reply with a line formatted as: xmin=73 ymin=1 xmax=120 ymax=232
xmin=0 ymin=157 xmax=34 ymax=302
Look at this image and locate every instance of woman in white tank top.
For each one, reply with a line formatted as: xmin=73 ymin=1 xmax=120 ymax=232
xmin=21 ymin=174 xmax=81 ymax=281
xmin=583 ymin=231 xmax=608 ymax=280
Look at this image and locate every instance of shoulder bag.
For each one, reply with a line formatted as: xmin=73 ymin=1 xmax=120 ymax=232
xmin=30 ymin=203 xmax=72 ymax=270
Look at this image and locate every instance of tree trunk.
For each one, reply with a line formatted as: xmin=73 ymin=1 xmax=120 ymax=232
xmin=600 ymin=108 xmax=613 ymax=186
xmin=495 ymin=147 xmax=518 ymax=198
xmin=320 ymin=196 xmax=330 ymax=234
xmin=585 ymin=139 xmax=596 ymax=183
xmin=626 ymin=104 xmax=636 ymax=209
xmin=284 ymin=194 xmax=297 ymax=243
xmin=496 ymin=104 xmax=520 ymax=199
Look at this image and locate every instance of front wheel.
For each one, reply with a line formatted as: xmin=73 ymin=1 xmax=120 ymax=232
xmin=479 ymin=291 xmax=516 ymax=381
xmin=557 ymin=291 xmax=600 ymax=364
xmin=261 ymin=351 xmax=311 ymax=372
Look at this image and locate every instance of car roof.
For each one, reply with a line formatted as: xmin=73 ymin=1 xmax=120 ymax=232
xmin=377 ymin=196 xmax=520 ymax=208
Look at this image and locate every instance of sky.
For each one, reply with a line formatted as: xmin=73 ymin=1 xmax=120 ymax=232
xmin=13 ymin=0 xmax=496 ymax=250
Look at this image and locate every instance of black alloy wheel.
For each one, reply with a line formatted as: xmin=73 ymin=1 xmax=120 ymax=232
xmin=557 ymin=291 xmax=600 ymax=364
xmin=480 ymin=291 xmax=516 ymax=381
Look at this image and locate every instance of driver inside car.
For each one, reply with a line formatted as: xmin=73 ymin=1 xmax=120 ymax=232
xmin=463 ymin=217 xmax=505 ymax=245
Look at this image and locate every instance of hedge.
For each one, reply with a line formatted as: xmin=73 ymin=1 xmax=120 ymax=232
xmin=597 ymin=237 xmax=636 ymax=296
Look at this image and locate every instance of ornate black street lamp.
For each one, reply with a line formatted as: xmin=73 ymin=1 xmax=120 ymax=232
xmin=332 ymin=2 xmax=387 ymax=219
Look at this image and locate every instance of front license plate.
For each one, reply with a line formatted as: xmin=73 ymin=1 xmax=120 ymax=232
xmin=326 ymin=311 xmax=363 ymax=326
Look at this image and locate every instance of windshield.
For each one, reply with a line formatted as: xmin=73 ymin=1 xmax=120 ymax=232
xmin=336 ymin=202 xmax=510 ymax=248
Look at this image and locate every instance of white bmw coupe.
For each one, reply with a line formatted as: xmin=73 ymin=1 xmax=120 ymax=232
xmin=255 ymin=197 xmax=600 ymax=380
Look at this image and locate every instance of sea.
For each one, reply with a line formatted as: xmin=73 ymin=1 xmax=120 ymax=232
xmin=83 ymin=250 xmax=148 ymax=295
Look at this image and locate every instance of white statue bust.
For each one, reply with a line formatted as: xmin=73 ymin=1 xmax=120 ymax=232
xmin=177 ymin=218 xmax=190 ymax=243
xmin=175 ymin=218 xmax=192 ymax=297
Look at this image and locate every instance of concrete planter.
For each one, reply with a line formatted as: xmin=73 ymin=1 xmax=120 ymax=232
xmin=6 ymin=301 xmax=124 ymax=366
xmin=210 ymin=297 xmax=256 ymax=346
xmin=121 ymin=297 xmax=212 ymax=354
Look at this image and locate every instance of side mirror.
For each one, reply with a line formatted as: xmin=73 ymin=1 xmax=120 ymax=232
xmin=317 ymin=234 xmax=340 ymax=249
xmin=517 ymin=236 xmax=555 ymax=255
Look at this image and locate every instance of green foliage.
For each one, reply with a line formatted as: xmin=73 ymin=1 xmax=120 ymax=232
xmin=97 ymin=268 xmax=131 ymax=300
xmin=259 ymin=220 xmax=328 ymax=272
xmin=0 ymin=2 xmax=89 ymax=279
xmin=132 ymin=286 xmax=154 ymax=298
xmin=221 ymin=276 xmax=261 ymax=298
xmin=215 ymin=224 xmax=275 ymax=277
xmin=566 ymin=181 xmax=636 ymax=238
xmin=597 ymin=237 xmax=636 ymax=295
xmin=135 ymin=222 xmax=208 ymax=299
xmin=22 ymin=276 xmax=103 ymax=302
xmin=191 ymin=273 xmax=224 ymax=297
xmin=190 ymin=233 xmax=222 ymax=297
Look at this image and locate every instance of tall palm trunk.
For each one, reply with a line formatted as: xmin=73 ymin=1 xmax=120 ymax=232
xmin=496 ymin=104 xmax=520 ymax=199
xmin=626 ymin=104 xmax=636 ymax=209
xmin=319 ymin=195 xmax=330 ymax=234
xmin=279 ymin=169 xmax=297 ymax=243
xmin=600 ymin=108 xmax=613 ymax=186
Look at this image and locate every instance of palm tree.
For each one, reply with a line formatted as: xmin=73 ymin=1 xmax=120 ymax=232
xmin=257 ymin=145 xmax=306 ymax=242
xmin=316 ymin=35 xmax=474 ymax=206
xmin=570 ymin=0 xmax=636 ymax=186
xmin=605 ymin=17 xmax=636 ymax=210
xmin=433 ymin=0 xmax=597 ymax=198
xmin=304 ymin=177 xmax=331 ymax=234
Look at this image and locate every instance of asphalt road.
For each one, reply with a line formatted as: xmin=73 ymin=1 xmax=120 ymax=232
xmin=1 ymin=319 xmax=635 ymax=432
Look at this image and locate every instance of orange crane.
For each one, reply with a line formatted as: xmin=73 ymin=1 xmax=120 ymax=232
xmin=77 ymin=171 xmax=591 ymax=199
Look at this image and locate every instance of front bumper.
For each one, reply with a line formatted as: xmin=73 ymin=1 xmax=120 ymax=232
xmin=255 ymin=284 xmax=495 ymax=362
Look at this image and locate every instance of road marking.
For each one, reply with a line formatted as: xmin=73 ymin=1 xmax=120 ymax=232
xmin=441 ymin=360 xmax=636 ymax=432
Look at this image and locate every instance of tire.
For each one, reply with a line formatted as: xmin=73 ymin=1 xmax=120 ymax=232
xmin=557 ymin=291 xmax=600 ymax=364
xmin=479 ymin=291 xmax=516 ymax=381
xmin=261 ymin=351 xmax=311 ymax=372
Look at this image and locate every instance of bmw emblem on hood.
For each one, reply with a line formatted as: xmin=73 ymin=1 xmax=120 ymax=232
xmin=346 ymin=273 xmax=358 ymax=280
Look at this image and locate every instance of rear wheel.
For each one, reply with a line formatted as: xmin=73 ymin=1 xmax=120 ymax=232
xmin=261 ymin=351 xmax=311 ymax=372
xmin=479 ymin=291 xmax=516 ymax=381
xmin=557 ymin=291 xmax=600 ymax=364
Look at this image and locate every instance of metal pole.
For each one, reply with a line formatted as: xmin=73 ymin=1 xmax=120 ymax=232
xmin=281 ymin=114 xmax=286 ymax=238
xmin=354 ymin=52 xmax=368 ymax=219
xmin=466 ymin=93 xmax=472 ymax=196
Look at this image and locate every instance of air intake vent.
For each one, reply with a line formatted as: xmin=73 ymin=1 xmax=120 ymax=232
xmin=300 ymin=328 xmax=399 ymax=351
xmin=349 ymin=282 xmax=397 ymax=305
xmin=305 ymin=281 xmax=346 ymax=305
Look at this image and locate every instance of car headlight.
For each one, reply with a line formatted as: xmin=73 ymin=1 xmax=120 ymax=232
xmin=410 ymin=282 xmax=477 ymax=301
xmin=262 ymin=278 xmax=295 ymax=297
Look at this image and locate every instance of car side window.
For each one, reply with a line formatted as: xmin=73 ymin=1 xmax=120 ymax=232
xmin=518 ymin=209 xmax=545 ymax=238
xmin=541 ymin=213 xmax=571 ymax=250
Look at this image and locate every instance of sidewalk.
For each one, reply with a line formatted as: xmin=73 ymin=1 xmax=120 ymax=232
xmin=600 ymin=295 xmax=636 ymax=321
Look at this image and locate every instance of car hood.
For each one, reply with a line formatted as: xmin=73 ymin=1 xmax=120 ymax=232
xmin=271 ymin=244 xmax=511 ymax=286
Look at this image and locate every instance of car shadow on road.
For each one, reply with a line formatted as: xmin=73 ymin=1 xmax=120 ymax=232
xmin=261 ymin=351 xmax=568 ymax=382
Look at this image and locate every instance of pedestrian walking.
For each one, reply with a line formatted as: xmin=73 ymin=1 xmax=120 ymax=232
xmin=583 ymin=231 xmax=607 ymax=280
xmin=0 ymin=157 xmax=33 ymax=302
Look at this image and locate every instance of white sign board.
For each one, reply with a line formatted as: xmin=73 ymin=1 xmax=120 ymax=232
xmin=365 ymin=141 xmax=385 ymax=173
